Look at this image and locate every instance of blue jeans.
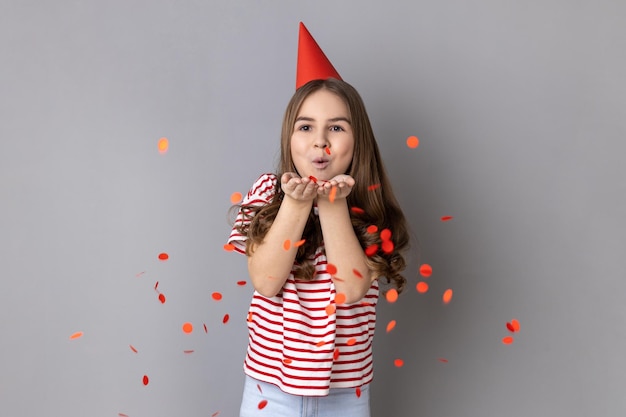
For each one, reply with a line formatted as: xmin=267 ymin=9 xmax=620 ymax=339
xmin=240 ymin=375 xmax=371 ymax=417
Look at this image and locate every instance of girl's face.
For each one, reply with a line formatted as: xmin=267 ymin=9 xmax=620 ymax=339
xmin=290 ymin=89 xmax=355 ymax=181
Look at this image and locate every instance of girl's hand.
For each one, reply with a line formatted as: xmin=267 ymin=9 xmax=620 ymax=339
xmin=317 ymin=174 xmax=355 ymax=200
xmin=281 ymin=172 xmax=318 ymax=201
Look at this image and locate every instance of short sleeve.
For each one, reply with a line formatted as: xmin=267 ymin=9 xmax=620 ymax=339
xmin=227 ymin=173 xmax=278 ymax=254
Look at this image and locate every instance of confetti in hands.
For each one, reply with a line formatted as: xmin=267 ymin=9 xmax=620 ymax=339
xmin=281 ymin=172 xmax=355 ymax=202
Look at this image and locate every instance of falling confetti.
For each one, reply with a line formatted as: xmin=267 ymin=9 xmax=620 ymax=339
xmin=368 ymin=184 xmax=381 ymax=191
xmin=381 ymin=240 xmax=394 ymax=254
xmin=386 ymin=320 xmax=396 ymax=333
xmin=212 ymin=412 xmax=220 ymax=417
xmin=511 ymin=319 xmax=521 ymax=332
xmin=154 ymin=281 xmax=159 ymax=291
xmin=283 ymin=239 xmax=291 ymax=250
xmin=309 ymin=175 xmax=318 ymax=183
xmin=257 ymin=384 xmax=263 ymax=393
xmin=502 ymin=336 xmax=514 ymax=345
xmin=386 ymin=288 xmax=399 ymax=303
xmin=326 ymin=263 xmax=337 ymax=275
xmin=230 ymin=192 xmax=243 ymax=204
xmin=223 ymin=314 xmax=230 ymax=324
xmin=442 ymin=289 xmax=453 ymax=304
xmin=135 ymin=271 xmax=146 ymax=277
xmin=325 ymin=147 xmax=331 ymax=155
xmin=325 ymin=304 xmax=336 ymax=316
xmin=416 ymin=282 xmax=429 ymax=293
xmin=316 ymin=340 xmax=328 ymax=347
xmin=158 ymin=293 xmax=166 ymax=304
xmin=158 ymin=137 xmax=169 ymax=153
xmin=406 ymin=135 xmax=419 ymax=149
xmin=182 ymin=322 xmax=193 ymax=334
xmin=333 ymin=348 xmax=340 ymax=360
xmin=366 ymin=225 xmax=378 ymax=234
xmin=329 ymin=186 xmax=337 ymax=203
xmin=355 ymin=387 xmax=361 ymax=398
xmin=441 ymin=216 xmax=454 ymax=222
xmin=506 ymin=322 xmax=515 ymax=332
xmin=352 ymin=269 xmax=363 ymax=278
xmin=119 ymin=414 xmax=130 ymax=417
xmin=183 ymin=350 xmax=195 ymax=354
xmin=142 ymin=375 xmax=149 ymax=386
xmin=394 ymin=358 xmax=404 ymax=367
xmin=158 ymin=252 xmax=169 ymax=261
xmin=223 ymin=243 xmax=235 ymax=252
xmin=212 ymin=292 xmax=223 ymax=301
xmin=365 ymin=244 xmax=378 ymax=257
xmin=350 ymin=207 xmax=365 ymax=214
xmin=335 ymin=293 xmax=347 ymax=304
xmin=419 ymin=264 xmax=433 ymax=277
xmin=438 ymin=358 xmax=449 ymax=363
xmin=69 ymin=331 xmax=83 ymax=340
xmin=380 ymin=228 xmax=392 ymax=241
xmin=247 ymin=312 xmax=253 ymax=322
xmin=347 ymin=338 xmax=357 ymax=346
xmin=129 ymin=345 xmax=138 ymax=353
xmin=258 ymin=400 xmax=268 ymax=410
xmin=237 ymin=280 xmax=247 ymax=286
xmin=203 ymin=323 xmax=208 ymax=333
xmin=294 ymin=239 xmax=306 ymax=247
xmin=282 ymin=358 xmax=292 ymax=364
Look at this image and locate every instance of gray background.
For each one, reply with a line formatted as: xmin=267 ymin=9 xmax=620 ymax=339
xmin=1 ymin=0 xmax=625 ymax=416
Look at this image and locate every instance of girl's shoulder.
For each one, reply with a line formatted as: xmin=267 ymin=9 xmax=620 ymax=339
xmin=244 ymin=173 xmax=278 ymax=203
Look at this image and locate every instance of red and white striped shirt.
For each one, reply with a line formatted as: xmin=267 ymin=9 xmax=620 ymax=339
xmin=228 ymin=173 xmax=379 ymax=396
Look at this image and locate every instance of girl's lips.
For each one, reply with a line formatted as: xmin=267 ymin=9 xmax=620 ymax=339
xmin=312 ymin=160 xmax=329 ymax=169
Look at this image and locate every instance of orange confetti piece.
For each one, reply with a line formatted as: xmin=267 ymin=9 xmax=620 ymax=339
xmin=511 ymin=318 xmax=521 ymax=332
xmin=258 ymin=400 xmax=268 ymax=410
xmin=282 ymin=358 xmax=292 ymax=364
xmin=419 ymin=264 xmax=432 ymax=277
xmin=158 ymin=252 xmax=169 ymax=261
xmin=158 ymin=137 xmax=168 ymax=153
xmin=355 ymin=387 xmax=361 ymax=398
xmin=316 ymin=340 xmax=328 ymax=347
xmin=283 ymin=239 xmax=291 ymax=250
xmin=329 ymin=186 xmax=337 ymax=203
xmin=203 ymin=323 xmax=208 ymax=333
xmin=502 ymin=336 xmax=514 ymax=345
xmin=386 ymin=288 xmax=399 ymax=303
xmin=381 ymin=240 xmax=394 ymax=254
xmin=386 ymin=320 xmax=396 ymax=333
xmin=335 ymin=293 xmax=346 ymax=304
xmin=366 ymin=225 xmax=378 ymax=234
xmin=294 ymin=239 xmax=306 ymax=247
xmin=406 ymin=135 xmax=419 ymax=148
xmin=325 ymin=304 xmax=336 ymax=316
xmin=333 ymin=348 xmax=340 ymax=360
xmin=394 ymin=358 xmax=404 ymax=367
xmin=247 ymin=312 xmax=253 ymax=322
xmin=119 ymin=413 xmax=130 ymax=417
xmin=237 ymin=280 xmax=247 ymax=286
xmin=326 ymin=263 xmax=337 ymax=275
xmin=380 ymin=228 xmax=392 ymax=241
xmin=325 ymin=147 xmax=331 ymax=155
xmin=352 ymin=268 xmax=363 ymax=278
xmin=441 ymin=216 xmax=454 ymax=222
xmin=183 ymin=350 xmax=195 ymax=354
xmin=365 ymin=244 xmax=378 ymax=257
xmin=347 ymin=338 xmax=357 ymax=346
xmin=69 ymin=331 xmax=83 ymax=340
xmin=438 ymin=358 xmax=449 ymax=363
xmin=416 ymin=281 xmax=429 ymax=293
xmin=223 ymin=314 xmax=230 ymax=324
xmin=230 ymin=192 xmax=243 ymax=204
xmin=212 ymin=292 xmax=222 ymax=301
xmin=142 ymin=375 xmax=149 ymax=386
xmin=212 ymin=412 xmax=220 ymax=417
xmin=223 ymin=243 xmax=235 ymax=252
xmin=350 ymin=206 xmax=365 ymax=214
xmin=368 ymin=183 xmax=380 ymax=191
xmin=182 ymin=322 xmax=193 ymax=334
xmin=442 ymin=289 xmax=453 ymax=304
xmin=129 ymin=345 xmax=138 ymax=353
xmin=158 ymin=293 xmax=166 ymax=304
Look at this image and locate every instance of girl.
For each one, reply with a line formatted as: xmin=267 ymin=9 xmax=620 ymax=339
xmin=228 ymin=24 xmax=409 ymax=417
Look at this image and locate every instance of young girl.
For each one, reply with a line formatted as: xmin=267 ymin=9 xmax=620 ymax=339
xmin=228 ymin=23 xmax=409 ymax=417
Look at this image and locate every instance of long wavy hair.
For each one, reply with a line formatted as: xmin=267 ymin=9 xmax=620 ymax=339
xmin=235 ymin=78 xmax=410 ymax=292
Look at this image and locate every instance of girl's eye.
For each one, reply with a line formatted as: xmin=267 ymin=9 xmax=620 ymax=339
xmin=298 ymin=125 xmax=310 ymax=131
xmin=330 ymin=125 xmax=344 ymax=132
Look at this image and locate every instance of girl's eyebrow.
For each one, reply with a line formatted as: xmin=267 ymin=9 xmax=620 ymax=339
xmin=295 ymin=116 xmax=352 ymax=124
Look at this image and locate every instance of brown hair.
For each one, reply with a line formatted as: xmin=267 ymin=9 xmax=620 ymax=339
xmin=236 ymin=78 xmax=410 ymax=292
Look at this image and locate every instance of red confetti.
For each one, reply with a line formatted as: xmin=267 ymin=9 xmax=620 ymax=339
xmin=380 ymin=228 xmax=392 ymax=241
xmin=325 ymin=147 xmax=331 ymax=155
xmin=419 ymin=264 xmax=433 ymax=277
xmin=442 ymin=289 xmax=453 ymax=304
xmin=355 ymin=387 xmax=361 ymax=398
xmin=154 ymin=281 xmax=159 ymax=291
xmin=386 ymin=288 xmax=399 ymax=303
xmin=386 ymin=320 xmax=396 ymax=333
xmin=326 ymin=263 xmax=337 ymax=275
xmin=381 ymin=240 xmax=394 ymax=254
xmin=333 ymin=348 xmax=340 ymax=360
xmin=142 ymin=375 xmax=149 ymax=386
xmin=329 ymin=186 xmax=337 ymax=203
xmin=294 ymin=239 xmax=306 ymax=247
xmin=119 ymin=414 xmax=130 ymax=417
xmin=283 ymin=239 xmax=291 ymax=250
xmin=416 ymin=282 xmax=429 ymax=293
xmin=506 ymin=322 xmax=515 ymax=332
xmin=158 ymin=252 xmax=169 ymax=261
xmin=368 ymin=184 xmax=380 ymax=191
xmin=441 ymin=216 xmax=454 ymax=222
xmin=394 ymin=358 xmax=404 ymax=367
xmin=511 ymin=318 xmax=521 ymax=332
xmin=237 ymin=280 xmax=247 ymax=286
xmin=502 ymin=336 xmax=514 ymax=345
xmin=129 ymin=345 xmax=138 ymax=353
xmin=212 ymin=412 xmax=220 ymax=417
xmin=69 ymin=331 xmax=83 ymax=340
xmin=365 ymin=244 xmax=378 ymax=257
xmin=352 ymin=268 xmax=363 ymax=278
xmin=230 ymin=192 xmax=243 ymax=204
xmin=406 ymin=135 xmax=419 ymax=149
xmin=183 ymin=350 xmax=195 ymax=354
xmin=257 ymin=383 xmax=263 ymax=393
xmin=212 ymin=292 xmax=223 ymax=301
xmin=350 ymin=206 xmax=365 ymax=214
xmin=223 ymin=243 xmax=235 ymax=252
xmin=258 ymin=400 xmax=268 ymax=410
xmin=182 ymin=322 xmax=193 ymax=333
xmin=282 ymin=358 xmax=292 ymax=364
xmin=366 ymin=225 xmax=378 ymax=234
xmin=135 ymin=271 xmax=146 ymax=277
xmin=347 ymin=338 xmax=357 ymax=346
xmin=223 ymin=314 xmax=230 ymax=324
xmin=316 ymin=340 xmax=328 ymax=347
xmin=309 ymin=175 xmax=318 ymax=183
xmin=158 ymin=293 xmax=166 ymax=304
xmin=438 ymin=358 xmax=449 ymax=363
xmin=203 ymin=323 xmax=208 ymax=333
xmin=247 ymin=312 xmax=253 ymax=322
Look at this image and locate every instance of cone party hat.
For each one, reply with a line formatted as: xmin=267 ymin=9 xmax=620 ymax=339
xmin=296 ymin=22 xmax=342 ymax=89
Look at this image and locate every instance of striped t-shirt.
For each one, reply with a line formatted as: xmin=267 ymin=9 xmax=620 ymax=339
xmin=228 ymin=173 xmax=379 ymax=396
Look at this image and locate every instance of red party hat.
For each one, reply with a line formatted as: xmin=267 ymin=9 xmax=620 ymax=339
xmin=296 ymin=22 xmax=342 ymax=89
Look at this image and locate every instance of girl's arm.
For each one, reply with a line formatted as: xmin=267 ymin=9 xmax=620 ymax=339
xmin=317 ymin=179 xmax=373 ymax=304
xmin=247 ymin=174 xmax=317 ymax=298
